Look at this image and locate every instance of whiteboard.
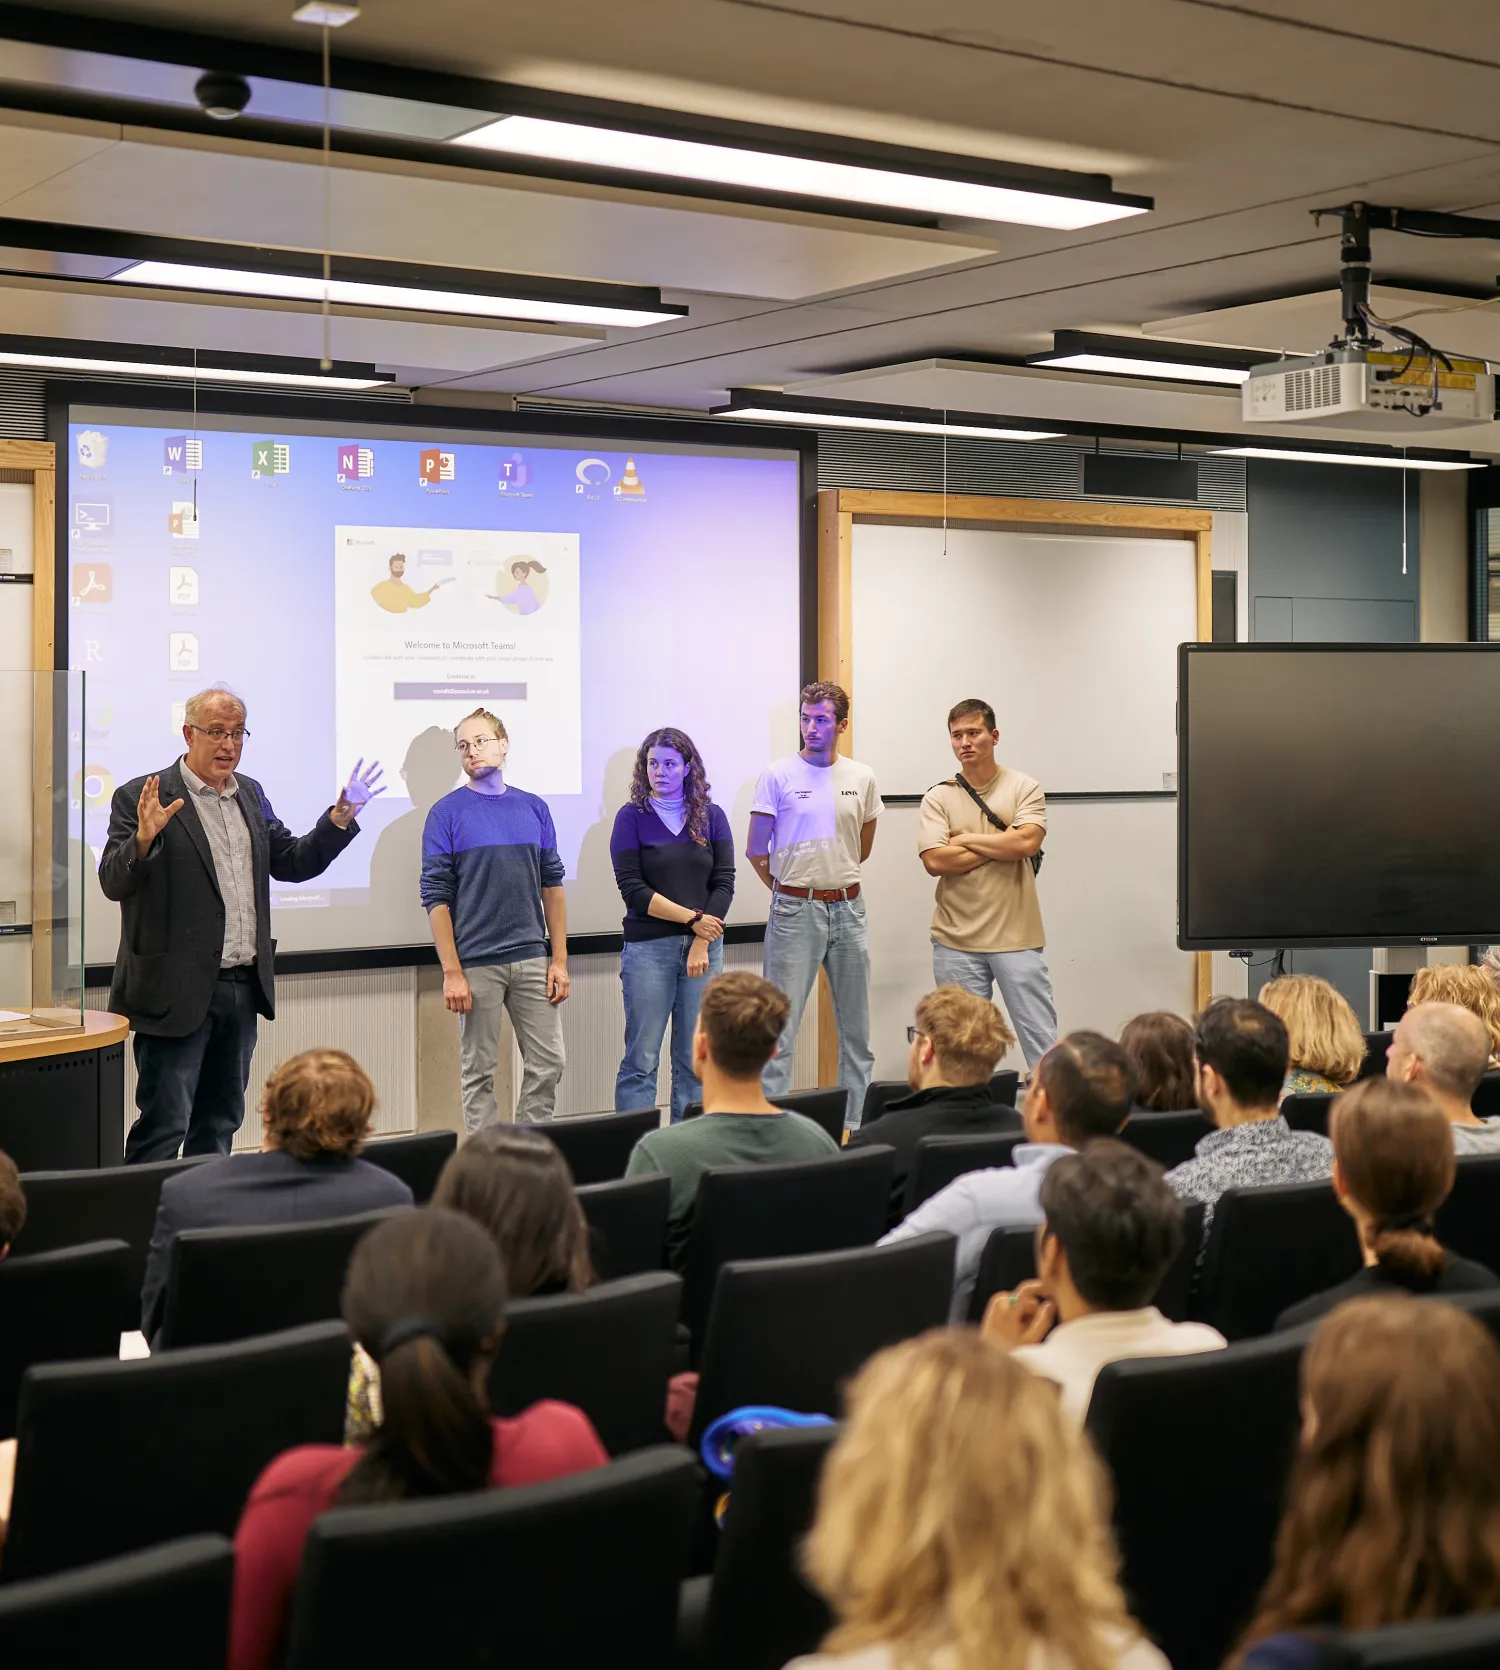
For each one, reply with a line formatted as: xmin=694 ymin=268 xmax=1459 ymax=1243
xmin=850 ymin=524 xmax=1197 ymax=795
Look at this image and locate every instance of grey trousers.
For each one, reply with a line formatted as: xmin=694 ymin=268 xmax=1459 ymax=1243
xmin=458 ymin=958 xmax=565 ymax=1133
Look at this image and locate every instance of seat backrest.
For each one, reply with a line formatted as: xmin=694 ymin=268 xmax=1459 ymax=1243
xmin=13 ymin=1157 xmax=209 ymax=1299
xmin=769 ymin=1089 xmax=849 ymax=1142
xmin=0 ymin=1533 xmax=233 ymax=1669
xmin=858 ymin=1080 xmax=909 ymax=1128
xmin=157 ymin=1208 xmax=403 ymax=1350
xmin=1119 ymin=1109 xmax=1214 ymax=1170
xmin=1438 ymin=1286 xmax=1500 ymax=1348
xmin=1086 ymin=1329 xmax=1308 ymax=1670
xmin=285 ymin=1447 xmax=700 ymax=1670
xmin=1336 ymin=1611 xmax=1500 ymax=1668
xmin=542 ymin=1107 xmax=662 ymax=1185
xmin=691 ymin=1234 xmax=955 ymax=1444
xmin=988 ymin=1069 xmax=1020 ymax=1107
xmin=1438 ymin=1154 xmax=1500 ymax=1271
xmin=1360 ymin=1030 xmax=1393 ymax=1080
xmin=680 ymin=1147 xmax=895 ymax=1346
xmin=1471 ymin=1072 xmax=1500 ymax=1122
xmin=701 ymin=1426 xmax=839 ymax=1670
xmin=1193 ymin=1180 xmax=1360 ymax=1340
xmin=1282 ymin=1090 xmax=1338 ymax=1137
xmin=576 ymin=1173 xmax=670 ymax=1280
xmin=906 ymin=1132 xmax=1024 ymax=1215
xmin=488 ymin=1273 xmax=681 ymax=1455
xmin=360 ymin=1131 xmax=457 ymax=1204
xmin=0 ymin=1239 xmax=132 ymax=1439
xmin=5 ymin=1319 xmax=351 ymax=1582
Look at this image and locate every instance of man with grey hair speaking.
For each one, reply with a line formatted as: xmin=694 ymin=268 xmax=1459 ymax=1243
xmin=100 ymin=686 xmax=383 ymax=1162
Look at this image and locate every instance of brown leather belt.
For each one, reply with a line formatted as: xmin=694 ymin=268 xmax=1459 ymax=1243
xmin=773 ymin=882 xmax=861 ymax=902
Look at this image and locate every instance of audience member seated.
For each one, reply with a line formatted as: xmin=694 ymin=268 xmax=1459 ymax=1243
xmin=230 ymin=1207 xmax=607 ymax=1670
xmin=1407 ymin=964 xmax=1500 ymax=1067
xmin=1118 ymin=1011 xmax=1198 ymax=1112
xmin=624 ymin=972 xmax=838 ymax=1267
xmin=787 ymin=1329 xmax=1168 ymax=1670
xmin=141 ymin=1049 xmax=413 ymax=1340
xmin=1275 ymin=1079 xmax=1498 ymax=1331
xmin=847 ymin=986 xmax=1018 ymax=1225
xmin=979 ymin=1140 xmax=1225 ymax=1421
xmin=1164 ymin=999 xmax=1332 ymax=1240
xmin=1236 ymin=1296 xmax=1500 ymax=1668
xmin=1258 ymin=974 xmax=1364 ymax=1099
xmin=882 ymin=1032 xmax=1138 ymax=1320
xmin=345 ymin=1125 xmax=596 ymax=1441
xmin=0 ymin=1147 xmax=22 ymax=1256
xmin=1482 ymin=945 xmax=1500 ymax=997
xmin=1386 ymin=1002 xmax=1500 ymax=1153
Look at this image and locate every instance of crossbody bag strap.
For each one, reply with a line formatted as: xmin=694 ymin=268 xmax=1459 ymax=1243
xmin=946 ymin=775 xmax=1045 ymax=876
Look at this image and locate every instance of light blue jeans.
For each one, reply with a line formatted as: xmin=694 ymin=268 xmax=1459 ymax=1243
xmin=931 ymin=941 xmax=1058 ymax=1070
xmin=616 ymin=934 xmax=724 ymax=1122
xmin=762 ymin=891 xmax=873 ymax=1126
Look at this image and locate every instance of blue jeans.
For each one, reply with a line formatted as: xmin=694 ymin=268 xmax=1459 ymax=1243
xmin=931 ymin=941 xmax=1058 ymax=1070
xmin=126 ymin=971 xmax=260 ymax=1163
xmin=616 ymin=934 xmax=724 ymax=1122
xmin=762 ymin=892 xmax=873 ymax=1126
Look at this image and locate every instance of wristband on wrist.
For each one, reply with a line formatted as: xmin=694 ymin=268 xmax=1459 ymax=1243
xmin=687 ymin=910 xmax=704 ymax=930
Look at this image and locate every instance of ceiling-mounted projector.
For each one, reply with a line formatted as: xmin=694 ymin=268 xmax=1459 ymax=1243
xmin=1244 ymin=345 xmax=1494 ymax=431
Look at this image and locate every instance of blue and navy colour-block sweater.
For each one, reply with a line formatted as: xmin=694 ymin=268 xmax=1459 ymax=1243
xmin=420 ymin=784 xmax=565 ymax=967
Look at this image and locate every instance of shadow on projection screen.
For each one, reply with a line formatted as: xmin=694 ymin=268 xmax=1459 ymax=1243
xmin=1178 ymin=644 xmax=1500 ymax=949
xmin=67 ymin=405 xmax=803 ymax=962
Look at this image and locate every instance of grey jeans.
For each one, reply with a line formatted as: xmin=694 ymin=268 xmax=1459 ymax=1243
xmin=458 ymin=958 xmax=565 ymax=1132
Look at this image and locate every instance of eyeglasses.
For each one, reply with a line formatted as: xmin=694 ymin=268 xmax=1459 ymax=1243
xmin=906 ymin=1026 xmax=928 ymax=1045
xmin=189 ymin=725 xmax=249 ymax=743
xmin=454 ymin=737 xmax=503 ymax=754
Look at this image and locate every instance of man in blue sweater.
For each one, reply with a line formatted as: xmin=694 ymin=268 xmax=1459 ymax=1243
xmin=421 ymin=708 xmax=569 ymax=1130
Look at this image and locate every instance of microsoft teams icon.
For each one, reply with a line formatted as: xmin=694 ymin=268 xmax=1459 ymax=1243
xmin=163 ymin=436 xmax=203 ymax=473
xmin=337 ymin=443 xmax=374 ymax=483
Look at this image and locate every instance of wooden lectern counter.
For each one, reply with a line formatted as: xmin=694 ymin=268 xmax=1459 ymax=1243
xmin=0 ymin=1012 xmax=130 ymax=1171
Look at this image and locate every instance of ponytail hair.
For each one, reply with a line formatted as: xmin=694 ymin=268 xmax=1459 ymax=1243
xmin=336 ymin=1209 xmax=507 ymax=1506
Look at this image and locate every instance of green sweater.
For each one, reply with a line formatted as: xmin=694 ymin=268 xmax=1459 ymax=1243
xmin=626 ymin=1110 xmax=840 ymax=1267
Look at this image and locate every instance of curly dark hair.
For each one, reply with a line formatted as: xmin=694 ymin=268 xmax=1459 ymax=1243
xmin=629 ymin=727 xmax=712 ymax=845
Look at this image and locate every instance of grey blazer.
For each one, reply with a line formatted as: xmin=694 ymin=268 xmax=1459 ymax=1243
xmin=98 ymin=760 xmax=356 ymax=1037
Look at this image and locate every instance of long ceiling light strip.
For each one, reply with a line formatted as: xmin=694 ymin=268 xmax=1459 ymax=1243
xmin=1028 ymin=331 xmax=1261 ymax=386
xmin=712 ymin=391 xmax=1062 ymax=441
xmin=455 ymin=116 xmax=1150 ymax=231
xmin=113 ymin=259 xmax=681 ymax=328
xmin=1038 ymin=352 xmax=1249 ymax=385
xmin=0 ymin=346 xmax=389 ymax=390
xmin=1210 ymin=446 xmax=1482 ymax=471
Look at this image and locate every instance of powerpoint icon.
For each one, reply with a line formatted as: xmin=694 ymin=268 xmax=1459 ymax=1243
xmin=420 ymin=448 xmax=456 ymax=485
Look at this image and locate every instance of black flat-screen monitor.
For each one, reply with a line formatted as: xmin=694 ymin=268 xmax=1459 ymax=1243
xmin=1178 ymin=643 xmax=1500 ymax=949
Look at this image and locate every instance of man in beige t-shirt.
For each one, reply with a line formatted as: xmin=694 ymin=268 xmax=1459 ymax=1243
xmin=918 ymin=698 xmax=1056 ymax=1068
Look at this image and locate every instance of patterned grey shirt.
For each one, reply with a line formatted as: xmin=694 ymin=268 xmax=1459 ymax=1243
xmin=1452 ymin=1118 xmax=1500 ymax=1155
xmin=1164 ymin=1116 xmax=1333 ymax=1240
xmin=181 ymin=758 xmax=256 ymax=967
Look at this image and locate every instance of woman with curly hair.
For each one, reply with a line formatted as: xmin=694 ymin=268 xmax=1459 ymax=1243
xmin=1236 ymin=1296 xmax=1500 ymax=1667
xmin=610 ymin=727 xmax=735 ymax=1121
xmin=1408 ymin=963 xmax=1500 ymax=1067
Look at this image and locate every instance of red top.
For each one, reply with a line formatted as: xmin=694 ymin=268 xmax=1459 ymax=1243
xmin=230 ymin=1401 xmax=608 ymax=1670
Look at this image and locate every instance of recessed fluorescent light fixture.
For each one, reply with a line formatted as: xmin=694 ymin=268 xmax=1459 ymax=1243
xmin=1210 ymin=445 xmax=1483 ymax=471
xmin=0 ymin=334 xmax=392 ymax=390
xmin=712 ymin=389 xmax=1063 ymax=442
xmin=455 ymin=117 xmax=1151 ymax=231
xmin=1029 ymin=331 xmax=1262 ymax=385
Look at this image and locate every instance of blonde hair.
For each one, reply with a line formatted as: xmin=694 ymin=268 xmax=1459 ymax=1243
xmin=1258 ymin=975 xmax=1364 ymax=1085
xmin=804 ymin=1330 xmax=1131 ymax=1670
xmin=183 ymin=685 xmax=246 ymax=727
xmin=914 ymin=987 xmax=1013 ymax=1084
xmin=455 ymin=707 xmax=508 ymax=743
xmin=1409 ymin=965 xmax=1500 ymax=1062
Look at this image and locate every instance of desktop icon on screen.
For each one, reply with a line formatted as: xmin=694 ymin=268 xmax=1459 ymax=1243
xmin=73 ymin=501 xmax=111 ymax=535
xmin=498 ymin=453 xmax=530 ymax=491
xmin=252 ymin=439 xmax=291 ymax=478
xmin=337 ymin=443 xmax=375 ymax=483
xmin=419 ymin=448 xmax=455 ymax=485
xmin=71 ymin=562 xmax=113 ymax=604
xmin=615 ymin=456 xmax=645 ymax=497
xmin=163 ymin=436 xmax=203 ymax=473
xmin=169 ymin=502 xmax=200 ymax=539
xmin=76 ymin=430 xmax=108 ymax=469
xmin=169 ymin=632 xmax=199 ymax=672
xmin=169 ymin=566 xmax=199 ymax=606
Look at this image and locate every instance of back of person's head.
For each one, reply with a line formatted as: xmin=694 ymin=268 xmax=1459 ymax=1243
xmin=1239 ymin=1296 xmax=1500 ymax=1648
xmin=696 ymin=971 xmax=789 ymax=1078
xmin=1482 ymin=946 xmax=1500 ymax=996
xmin=0 ymin=1148 xmax=24 ymax=1254
xmin=805 ymin=1329 xmax=1129 ymax=1670
xmin=1331 ymin=1078 xmax=1455 ymax=1287
xmin=1118 ymin=1011 xmax=1196 ymax=1112
xmin=1408 ymin=965 xmax=1500 ymax=1061
xmin=432 ymin=1125 xmax=594 ymax=1297
xmin=1398 ymin=1002 xmax=1491 ymax=1100
xmin=1038 ymin=1139 xmax=1185 ymax=1311
xmin=1193 ymin=999 xmax=1289 ymax=1112
xmin=261 ymin=1048 xmax=375 ymax=1160
xmin=1258 ymin=975 xmax=1364 ymax=1086
xmin=337 ymin=1208 xmax=506 ymax=1506
xmin=914 ymin=987 xmax=1013 ymax=1085
xmin=1033 ymin=1031 xmax=1137 ymax=1146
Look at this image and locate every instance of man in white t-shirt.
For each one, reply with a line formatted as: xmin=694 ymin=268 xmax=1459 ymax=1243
xmin=748 ymin=681 xmax=883 ymax=1126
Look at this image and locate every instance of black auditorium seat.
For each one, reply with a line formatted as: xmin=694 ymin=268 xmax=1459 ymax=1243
xmin=905 ymin=1132 xmax=1025 ymax=1216
xmin=1118 ymin=1108 xmax=1214 ymax=1170
xmin=857 ymin=1080 xmax=909 ymax=1127
xmin=284 ymin=1449 xmax=700 ymax=1670
xmin=1333 ymin=1611 xmax=1500 ymax=1667
xmin=576 ymin=1173 xmax=670 ymax=1280
xmin=1438 ymin=1153 xmax=1500 ymax=1272
xmin=1359 ymin=1030 xmax=1393 ymax=1079
xmin=541 ymin=1107 xmax=661 ymax=1185
xmin=1282 ymin=1090 xmax=1338 ymax=1138
xmin=684 ymin=1089 xmax=849 ymax=1143
xmin=988 ymin=1069 xmax=1021 ymax=1107
xmin=3 ymin=1320 xmax=350 ymax=1582
xmin=360 ymin=1130 xmax=457 ymax=1204
xmin=1472 ymin=1070 xmax=1500 ymax=1122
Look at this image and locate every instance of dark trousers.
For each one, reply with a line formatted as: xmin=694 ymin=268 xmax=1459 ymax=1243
xmin=125 ymin=971 xmax=260 ymax=1163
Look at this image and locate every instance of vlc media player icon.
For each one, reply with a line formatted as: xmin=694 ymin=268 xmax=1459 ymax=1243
xmin=615 ymin=457 xmax=645 ymax=497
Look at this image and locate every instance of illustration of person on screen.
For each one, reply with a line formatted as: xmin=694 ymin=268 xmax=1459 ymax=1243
xmin=491 ymin=559 xmax=548 ymax=616
xmin=370 ymin=553 xmax=450 ymax=614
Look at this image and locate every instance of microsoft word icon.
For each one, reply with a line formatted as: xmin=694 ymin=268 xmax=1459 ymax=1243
xmin=163 ymin=436 xmax=203 ymax=474
xmin=252 ymin=440 xmax=290 ymax=478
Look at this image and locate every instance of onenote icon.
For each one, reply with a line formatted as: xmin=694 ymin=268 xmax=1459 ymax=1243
xmin=76 ymin=430 xmax=108 ymax=469
xmin=337 ymin=443 xmax=375 ymax=482
xmin=575 ymin=457 xmax=610 ymax=493
xmin=498 ymin=453 xmax=530 ymax=491
xmin=616 ymin=456 xmax=645 ymax=496
xmin=252 ymin=439 xmax=290 ymax=478
xmin=419 ymin=448 xmax=455 ymax=485
xmin=163 ymin=435 xmax=203 ymax=473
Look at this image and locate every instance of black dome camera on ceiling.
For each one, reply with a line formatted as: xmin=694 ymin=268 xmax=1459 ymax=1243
xmin=194 ymin=72 xmax=252 ymax=120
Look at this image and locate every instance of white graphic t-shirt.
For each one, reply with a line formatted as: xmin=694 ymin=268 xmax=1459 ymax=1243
xmin=751 ymin=754 xmax=883 ymax=889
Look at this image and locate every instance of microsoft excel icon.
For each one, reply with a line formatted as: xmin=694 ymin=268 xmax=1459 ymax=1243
xmin=251 ymin=439 xmax=290 ymax=478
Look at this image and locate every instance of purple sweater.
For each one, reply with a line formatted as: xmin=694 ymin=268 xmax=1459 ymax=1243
xmin=610 ymin=802 xmax=735 ymax=942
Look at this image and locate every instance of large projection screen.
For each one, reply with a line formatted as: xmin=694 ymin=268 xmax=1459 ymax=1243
xmin=1179 ymin=644 xmax=1500 ymax=949
xmin=65 ymin=404 xmax=804 ymax=962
